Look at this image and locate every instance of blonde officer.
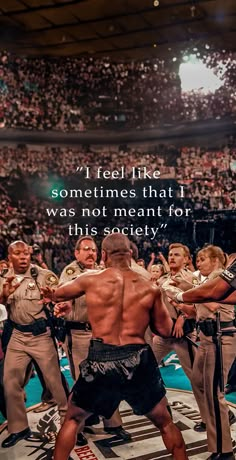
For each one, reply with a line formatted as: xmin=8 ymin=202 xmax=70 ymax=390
xmin=172 ymin=245 xmax=236 ymax=460
xmin=152 ymin=243 xmax=198 ymax=381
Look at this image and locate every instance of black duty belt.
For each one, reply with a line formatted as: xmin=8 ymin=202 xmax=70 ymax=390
xmin=198 ymin=319 xmax=235 ymax=336
xmin=183 ymin=319 xmax=196 ymax=335
xmin=9 ymin=318 xmax=48 ymax=336
xmin=66 ymin=321 xmax=91 ymax=332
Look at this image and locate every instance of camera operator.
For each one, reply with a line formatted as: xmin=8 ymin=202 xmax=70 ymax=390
xmin=30 ymin=244 xmax=48 ymax=270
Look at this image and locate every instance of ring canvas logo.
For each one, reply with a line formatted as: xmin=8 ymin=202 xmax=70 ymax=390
xmin=1 ymin=390 xmax=235 ymax=459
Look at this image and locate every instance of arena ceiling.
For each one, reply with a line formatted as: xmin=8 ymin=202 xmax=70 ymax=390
xmin=0 ymin=0 xmax=235 ymax=58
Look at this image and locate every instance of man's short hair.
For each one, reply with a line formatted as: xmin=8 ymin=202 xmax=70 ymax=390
xmin=137 ymin=258 xmax=145 ymax=266
xmin=8 ymin=240 xmax=28 ymax=254
xmin=75 ymin=236 xmax=96 ymax=251
xmin=102 ymin=233 xmax=131 ymax=255
xmin=169 ymin=243 xmax=190 ymax=258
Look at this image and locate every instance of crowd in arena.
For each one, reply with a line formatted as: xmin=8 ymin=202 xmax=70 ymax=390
xmin=0 ymin=49 xmax=235 ymax=275
xmin=0 ymin=141 xmax=235 ymax=272
xmin=0 ymin=142 xmax=235 ymax=205
xmin=0 ymin=40 xmax=236 ymax=460
xmin=0 ymin=50 xmax=235 ymax=131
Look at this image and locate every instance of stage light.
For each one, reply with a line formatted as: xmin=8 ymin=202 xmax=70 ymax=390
xmin=153 ymin=0 xmax=159 ymax=6
xmin=179 ymin=56 xmax=226 ymax=93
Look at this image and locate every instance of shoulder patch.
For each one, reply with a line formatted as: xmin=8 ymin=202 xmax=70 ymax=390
xmin=45 ymin=274 xmax=58 ymax=286
xmin=0 ymin=268 xmax=9 ymax=278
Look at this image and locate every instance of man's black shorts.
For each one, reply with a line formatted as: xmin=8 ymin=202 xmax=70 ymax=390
xmin=71 ymin=339 xmax=166 ymax=419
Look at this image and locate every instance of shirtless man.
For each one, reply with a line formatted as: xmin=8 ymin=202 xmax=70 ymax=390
xmin=41 ymin=233 xmax=188 ymax=460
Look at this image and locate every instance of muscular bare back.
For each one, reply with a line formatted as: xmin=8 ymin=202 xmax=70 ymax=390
xmin=42 ymin=266 xmax=173 ymax=345
xmin=41 ymin=235 xmax=188 ymax=460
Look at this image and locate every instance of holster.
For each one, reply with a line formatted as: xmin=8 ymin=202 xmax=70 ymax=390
xmin=31 ymin=319 xmax=48 ymax=336
xmin=43 ymin=303 xmax=66 ymax=342
xmin=198 ymin=318 xmax=235 ymax=337
xmin=183 ymin=319 xmax=196 ymax=335
xmin=198 ymin=319 xmax=216 ymax=336
xmin=53 ymin=318 xmax=67 ymax=342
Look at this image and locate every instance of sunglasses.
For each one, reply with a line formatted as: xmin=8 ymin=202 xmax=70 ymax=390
xmin=81 ymin=246 xmax=97 ymax=252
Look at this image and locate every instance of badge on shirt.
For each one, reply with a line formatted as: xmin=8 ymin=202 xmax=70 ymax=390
xmin=192 ymin=278 xmax=199 ymax=286
xmin=45 ymin=274 xmax=58 ymax=286
xmin=28 ymin=282 xmax=36 ymax=290
xmin=66 ymin=267 xmax=75 ymax=276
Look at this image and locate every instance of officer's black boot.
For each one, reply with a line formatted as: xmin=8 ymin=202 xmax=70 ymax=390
xmin=76 ymin=432 xmax=88 ymax=446
xmin=104 ymin=426 xmax=131 ymax=441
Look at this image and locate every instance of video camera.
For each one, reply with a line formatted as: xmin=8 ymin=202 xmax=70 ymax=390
xmin=32 ymin=244 xmax=41 ymax=255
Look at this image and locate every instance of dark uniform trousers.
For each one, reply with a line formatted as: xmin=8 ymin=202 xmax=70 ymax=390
xmin=191 ymin=332 xmax=236 ymax=453
xmin=4 ymin=328 xmax=68 ymax=433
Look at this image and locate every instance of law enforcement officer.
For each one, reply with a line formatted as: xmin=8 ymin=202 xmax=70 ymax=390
xmin=172 ymin=254 xmax=236 ymax=305
xmin=59 ymin=236 xmax=131 ymax=443
xmin=0 ymin=241 xmax=68 ymax=448
xmin=169 ymin=245 xmax=236 ymax=460
xmin=152 ymin=243 xmax=197 ymax=381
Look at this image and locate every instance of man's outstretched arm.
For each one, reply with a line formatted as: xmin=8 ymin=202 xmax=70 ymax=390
xmin=150 ymin=287 xmax=173 ymax=337
xmin=41 ymin=272 xmax=90 ymax=302
xmin=178 ymin=277 xmax=234 ymax=303
xmin=218 ymin=291 xmax=236 ymax=304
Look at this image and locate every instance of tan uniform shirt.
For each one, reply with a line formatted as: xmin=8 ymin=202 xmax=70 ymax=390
xmin=160 ymin=268 xmax=198 ymax=319
xmin=196 ymin=268 xmax=234 ymax=322
xmin=0 ymin=265 xmax=58 ymax=324
xmin=59 ymin=260 xmax=98 ymax=322
xmin=131 ymin=259 xmax=151 ymax=280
